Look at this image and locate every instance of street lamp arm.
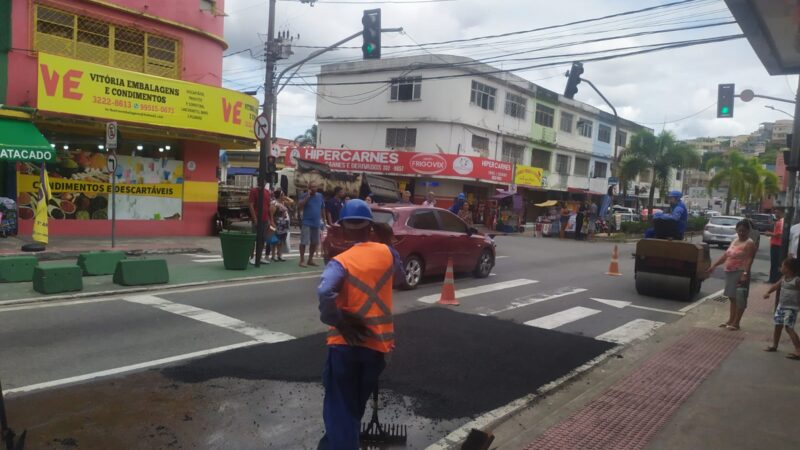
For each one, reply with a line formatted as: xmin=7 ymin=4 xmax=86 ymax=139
xmin=276 ymin=27 xmax=404 ymax=94
xmin=579 ymin=77 xmax=618 ymax=119
xmin=740 ymin=93 xmax=796 ymax=104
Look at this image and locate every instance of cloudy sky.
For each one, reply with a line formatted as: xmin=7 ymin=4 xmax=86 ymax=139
xmin=221 ymin=0 xmax=798 ymax=142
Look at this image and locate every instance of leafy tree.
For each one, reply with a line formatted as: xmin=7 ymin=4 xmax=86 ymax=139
xmin=621 ymin=130 xmax=700 ymax=220
xmin=295 ymin=124 xmax=317 ymax=147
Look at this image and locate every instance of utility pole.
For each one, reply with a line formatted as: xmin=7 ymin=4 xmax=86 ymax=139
xmin=253 ymin=0 xmax=278 ymax=267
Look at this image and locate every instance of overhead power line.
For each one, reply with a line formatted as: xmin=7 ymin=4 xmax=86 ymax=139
xmin=279 ymin=34 xmax=745 ymax=87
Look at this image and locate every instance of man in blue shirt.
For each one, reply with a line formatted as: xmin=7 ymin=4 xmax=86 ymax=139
xmin=298 ymin=182 xmax=325 ymax=267
xmin=316 ymin=200 xmax=404 ymax=449
xmin=325 ymin=186 xmax=345 ymax=226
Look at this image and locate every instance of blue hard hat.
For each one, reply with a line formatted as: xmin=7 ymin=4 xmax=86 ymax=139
xmin=338 ymin=199 xmax=373 ymax=223
xmin=458 ymin=193 xmax=466 ymax=200
xmin=667 ymin=190 xmax=682 ymax=198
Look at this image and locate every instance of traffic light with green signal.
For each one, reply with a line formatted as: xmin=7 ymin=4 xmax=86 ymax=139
xmin=362 ymin=9 xmax=381 ymax=59
xmin=563 ymin=62 xmax=584 ymax=99
xmin=717 ymin=83 xmax=735 ymax=118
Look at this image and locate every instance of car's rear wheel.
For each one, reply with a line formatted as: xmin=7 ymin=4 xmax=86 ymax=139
xmin=402 ymin=255 xmax=424 ymax=290
xmin=474 ymin=250 xmax=493 ymax=278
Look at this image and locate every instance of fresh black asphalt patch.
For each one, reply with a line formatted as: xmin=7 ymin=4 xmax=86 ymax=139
xmin=163 ymin=308 xmax=615 ymax=419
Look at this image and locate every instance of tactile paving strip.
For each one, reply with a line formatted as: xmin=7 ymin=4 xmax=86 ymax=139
xmin=523 ymin=328 xmax=743 ymax=450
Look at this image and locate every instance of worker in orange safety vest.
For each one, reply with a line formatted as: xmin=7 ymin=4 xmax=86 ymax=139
xmin=316 ymin=199 xmax=404 ymax=450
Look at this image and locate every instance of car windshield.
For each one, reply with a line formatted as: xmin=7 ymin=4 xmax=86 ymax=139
xmin=710 ymin=217 xmax=740 ymax=227
xmin=372 ymin=210 xmax=395 ymax=226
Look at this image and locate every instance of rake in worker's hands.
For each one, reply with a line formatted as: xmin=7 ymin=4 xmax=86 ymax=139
xmin=360 ymin=382 xmax=407 ymax=446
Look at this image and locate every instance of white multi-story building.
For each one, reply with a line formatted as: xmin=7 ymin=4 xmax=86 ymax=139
xmin=314 ymin=54 xmax=656 ymax=217
xmin=772 ymin=119 xmax=793 ymax=147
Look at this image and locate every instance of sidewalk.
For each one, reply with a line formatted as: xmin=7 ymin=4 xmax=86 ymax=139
xmin=488 ymin=282 xmax=800 ymax=450
xmin=0 ymin=226 xmax=322 ymax=305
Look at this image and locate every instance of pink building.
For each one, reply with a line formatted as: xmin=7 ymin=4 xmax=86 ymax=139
xmin=0 ymin=0 xmax=257 ymax=236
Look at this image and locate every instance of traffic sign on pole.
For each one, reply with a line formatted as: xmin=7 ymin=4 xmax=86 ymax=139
xmin=106 ymin=122 xmax=118 ymax=150
xmin=254 ymin=115 xmax=270 ymax=140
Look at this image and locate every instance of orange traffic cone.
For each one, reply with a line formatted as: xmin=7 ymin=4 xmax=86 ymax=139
xmin=606 ymin=245 xmax=622 ymax=276
xmin=437 ymin=257 xmax=459 ymax=306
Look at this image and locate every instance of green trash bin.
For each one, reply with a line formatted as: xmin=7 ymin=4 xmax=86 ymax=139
xmin=219 ymin=231 xmax=256 ymax=270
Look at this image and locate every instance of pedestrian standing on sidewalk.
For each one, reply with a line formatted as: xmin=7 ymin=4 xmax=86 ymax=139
xmin=575 ymin=202 xmax=586 ymax=241
xmin=422 ymin=191 xmax=437 ymax=207
xmin=765 ymin=209 xmax=784 ymax=283
xmin=587 ymin=201 xmax=598 ymax=241
xmin=707 ymin=220 xmax=756 ymax=331
xmin=298 ymin=182 xmax=325 ymax=267
xmin=316 ymin=199 xmax=404 ymax=449
xmin=325 ymin=187 xmax=345 ymax=226
xmin=249 ymin=184 xmax=274 ymax=265
xmin=270 ymin=189 xmax=291 ymax=262
xmin=762 ymin=257 xmax=800 ymax=359
xmin=559 ymin=202 xmax=570 ymax=240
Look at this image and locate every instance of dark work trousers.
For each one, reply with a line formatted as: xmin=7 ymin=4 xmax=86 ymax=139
xmin=317 ymin=345 xmax=386 ymax=450
xmin=769 ymin=245 xmax=782 ymax=283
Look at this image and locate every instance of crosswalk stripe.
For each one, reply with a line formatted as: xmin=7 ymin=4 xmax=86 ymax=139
xmin=417 ymin=279 xmax=538 ymax=304
xmin=123 ymin=295 xmax=295 ymax=343
xmin=482 ymin=287 xmax=587 ymax=316
xmin=524 ymin=306 xmax=601 ymax=330
xmin=495 ymin=256 xmax=509 ymax=259
xmin=596 ymin=319 xmax=664 ymax=345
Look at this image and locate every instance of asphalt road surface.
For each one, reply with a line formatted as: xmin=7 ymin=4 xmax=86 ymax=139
xmin=0 ymin=235 xmax=770 ymax=448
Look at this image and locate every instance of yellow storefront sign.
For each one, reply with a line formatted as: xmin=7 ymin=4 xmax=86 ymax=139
xmin=18 ymin=174 xmax=182 ymax=199
xmin=515 ymin=165 xmax=543 ymax=187
xmin=37 ymin=53 xmax=258 ymax=140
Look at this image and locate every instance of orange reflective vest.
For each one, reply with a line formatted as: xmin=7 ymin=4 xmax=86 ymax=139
xmin=327 ymin=242 xmax=395 ymax=353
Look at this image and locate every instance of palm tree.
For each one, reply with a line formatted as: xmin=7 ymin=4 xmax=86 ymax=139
xmin=295 ymin=124 xmax=317 ymax=147
xmin=706 ymin=150 xmax=764 ymax=215
xmin=707 ymin=152 xmax=779 ymax=214
xmin=622 ymin=130 xmax=700 ymax=220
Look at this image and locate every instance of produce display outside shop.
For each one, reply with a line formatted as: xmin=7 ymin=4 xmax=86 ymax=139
xmin=16 ymin=150 xmax=184 ymax=221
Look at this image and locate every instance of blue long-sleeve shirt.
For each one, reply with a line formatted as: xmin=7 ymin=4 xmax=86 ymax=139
xmin=317 ymin=244 xmax=404 ymax=326
xmin=654 ymin=201 xmax=688 ymax=234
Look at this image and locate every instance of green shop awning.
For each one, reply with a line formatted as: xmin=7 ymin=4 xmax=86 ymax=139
xmin=0 ymin=118 xmax=54 ymax=162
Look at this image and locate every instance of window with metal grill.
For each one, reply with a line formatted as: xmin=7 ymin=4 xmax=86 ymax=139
xmin=34 ymin=5 xmax=180 ymax=79
xmin=574 ymin=158 xmax=590 ymax=176
xmin=472 ymin=135 xmax=489 ymax=157
xmin=531 ymin=149 xmax=551 ymax=170
xmin=594 ymin=162 xmax=608 ymax=178
xmin=616 ymin=130 xmax=628 ymax=147
xmin=390 ymin=77 xmax=421 ymax=101
xmin=577 ymin=119 xmax=593 ymax=138
xmin=534 ymin=104 xmax=555 ymax=128
xmin=598 ymin=124 xmax=612 ymax=143
xmin=560 ymin=112 xmax=573 ymax=133
xmin=556 ymin=154 xmax=571 ymax=175
xmin=386 ymin=128 xmax=417 ymax=149
xmin=470 ymin=81 xmax=496 ymax=110
xmin=501 ymin=142 xmax=525 ymax=163
xmin=504 ymin=93 xmax=527 ymax=119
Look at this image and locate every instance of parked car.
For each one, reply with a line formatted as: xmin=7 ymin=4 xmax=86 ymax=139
xmin=703 ymin=215 xmax=744 ymax=248
xmin=704 ymin=210 xmax=721 ymax=218
xmin=611 ymin=205 xmax=636 ymax=215
xmin=747 ymin=213 xmax=774 ymax=232
xmin=322 ymin=205 xmax=496 ymax=289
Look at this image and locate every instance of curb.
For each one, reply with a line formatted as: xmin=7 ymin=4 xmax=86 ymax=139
xmin=0 ymin=247 xmax=211 ymax=261
xmin=0 ymin=269 xmax=323 ymax=308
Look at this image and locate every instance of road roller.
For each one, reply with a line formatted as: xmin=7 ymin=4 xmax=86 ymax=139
xmin=634 ymin=238 xmax=711 ymax=301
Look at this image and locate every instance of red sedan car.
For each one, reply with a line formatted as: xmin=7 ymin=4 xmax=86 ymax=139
xmin=322 ymin=204 xmax=496 ymax=289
